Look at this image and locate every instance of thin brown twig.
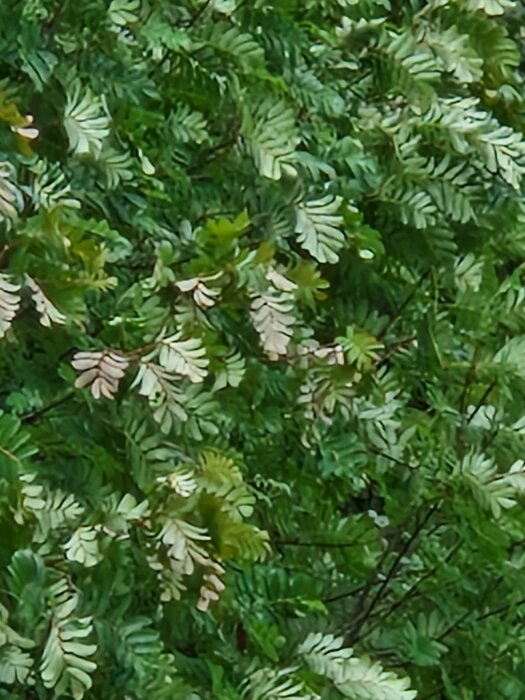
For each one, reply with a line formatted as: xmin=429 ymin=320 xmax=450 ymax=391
xmin=436 ymin=579 xmax=502 ymax=642
xmin=324 ymin=582 xmax=369 ymax=604
xmin=379 ymin=269 xmax=430 ymax=340
xmin=466 ymin=379 xmax=497 ymax=425
xmin=419 ymin=598 xmax=525 ymax=700
xmin=338 ymin=546 xmax=393 ymax=623
xmin=476 ymin=595 xmax=525 ymax=622
xmin=375 ymin=336 xmax=417 ymax=368
xmin=21 ymin=391 xmax=75 ymax=424
xmin=366 ymin=445 xmax=419 ymax=470
xmin=186 ymin=0 xmax=213 ymax=28
xmin=459 ymin=347 xmax=479 ymax=417
xmin=276 ymin=536 xmax=378 ymax=549
xmin=345 ymin=503 xmax=440 ymax=644
xmin=358 ymin=539 xmax=462 ymax=643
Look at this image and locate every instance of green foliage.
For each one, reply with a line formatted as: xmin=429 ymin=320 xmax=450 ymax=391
xmin=1 ymin=0 xmax=525 ymax=698
xmin=300 ymin=633 xmax=417 ymax=700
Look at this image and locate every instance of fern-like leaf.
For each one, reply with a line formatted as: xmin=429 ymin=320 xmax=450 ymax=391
xmin=299 ymin=633 xmax=417 ymax=700
xmin=243 ymin=667 xmax=318 ymax=700
xmin=197 ymin=560 xmax=226 ymax=612
xmin=0 ymin=162 xmax=22 ymax=225
xmin=72 ymin=350 xmax=129 ymax=399
xmin=63 ymin=526 xmax=101 ymax=567
xmin=26 ymin=276 xmax=66 ymax=327
xmin=245 ymin=99 xmax=298 ymax=180
xmin=108 ymin=0 xmax=140 ymax=26
xmin=158 ymin=333 xmax=209 ymax=383
xmin=251 ymin=268 xmax=297 ymax=358
xmin=0 ymin=275 xmax=20 ymax=337
xmin=170 ymin=105 xmax=208 ymax=144
xmin=295 ymin=195 xmax=345 ymax=264
xmin=64 ymin=81 xmax=110 ymax=156
xmin=40 ymin=582 xmax=97 ymax=700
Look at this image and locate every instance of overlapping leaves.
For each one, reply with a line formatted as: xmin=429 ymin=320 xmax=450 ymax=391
xmin=0 ymin=0 xmax=524 ymax=699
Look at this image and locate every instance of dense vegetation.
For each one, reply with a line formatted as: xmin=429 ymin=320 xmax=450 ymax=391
xmin=1 ymin=0 xmax=525 ymax=697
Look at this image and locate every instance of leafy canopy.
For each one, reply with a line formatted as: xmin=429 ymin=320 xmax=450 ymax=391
xmin=1 ymin=0 xmax=525 ymax=698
